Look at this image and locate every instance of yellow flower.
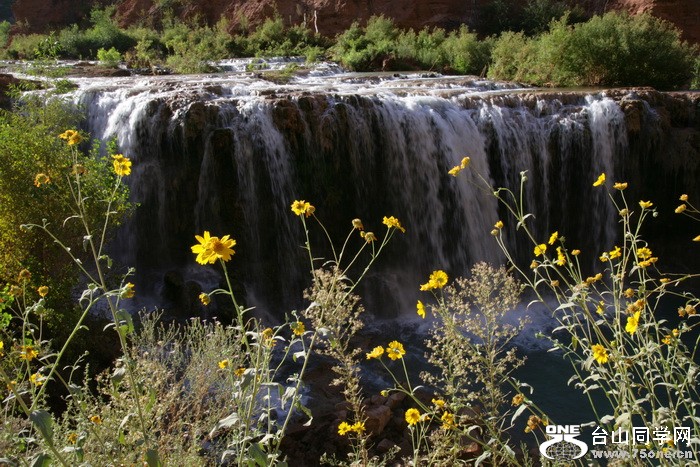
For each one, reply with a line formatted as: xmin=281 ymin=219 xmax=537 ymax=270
xmin=637 ymin=247 xmax=652 ymax=260
xmin=550 ymin=280 xmax=559 ymax=287
xmin=29 ymin=373 xmax=44 ymax=386
xmin=494 ymin=220 xmax=504 ymax=230
xmin=571 ymin=249 xmax=581 ymax=256
xmin=386 ymin=341 xmax=405 ymax=360
xmin=19 ymin=345 xmax=38 ymax=361
xmin=405 ymin=408 xmax=421 ymax=426
xmin=512 ymin=394 xmax=524 ymax=406
xmin=338 ymin=421 xmax=352 ymax=436
xmin=678 ymin=304 xmax=696 ymax=317
xmin=613 ymin=182 xmax=628 ymax=190
xmin=291 ymin=321 xmax=305 ymax=336
xmin=592 ymin=344 xmax=609 ymax=364
xmin=199 ymin=293 xmax=210 ymax=305
xmin=34 ymin=173 xmax=50 ymax=187
xmin=111 ymin=154 xmax=132 ymax=177
xmin=419 ymin=270 xmax=448 ymax=291
xmin=380 ymin=389 xmax=389 ymax=397
xmin=352 ymin=218 xmax=364 ymax=230
xmin=261 ymin=328 xmax=274 ymax=342
xmin=366 ymin=346 xmax=384 ymax=360
xmin=361 ymin=231 xmax=377 ymax=243
xmin=0 ymin=341 xmax=3 ymax=356
xmin=694 ymin=235 xmax=700 ymax=242
xmin=18 ymin=269 xmax=31 ymax=282
xmin=9 ymin=285 xmax=22 ymax=297
xmin=382 ymin=216 xmax=406 ymax=233
xmin=59 ymin=129 xmax=82 ymax=145
xmin=675 ymin=204 xmax=687 ymax=214
xmin=599 ymin=253 xmax=609 ymax=262
xmin=680 ymin=194 xmax=688 ymax=201
xmin=525 ymin=415 xmax=543 ymax=433
xmin=90 ymin=415 xmax=102 ymax=425
xmin=432 ymin=398 xmax=446 ymax=408
xmin=593 ymin=173 xmax=606 ymax=187
xmin=639 ymin=200 xmax=653 ymax=209
xmin=609 ymin=246 xmax=621 ymax=259
xmin=448 ymin=165 xmax=462 ymax=176
xmin=218 ymin=359 xmax=230 ymax=369
xmin=548 ymin=231 xmax=558 ymax=245
xmin=191 ymin=231 xmax=236 ymax=264
xmin=448 ymin=157 xmax=471 ymax=176
xmin=624 ymin=288 xmax=635 ymax=298
xmin=37 ymin=286 xmax=48 ymax=297
xmin=234 ymin=367 xmax=246 ymax=377
xmin=441 ymin=411 xmax=455 ymax=429
xmin=625 ymin=311 xmax=641 ymax=334
xmin=290 ymin=200 xmax=315 ymax=217
xmin=555 ymin=247 xmax=566 ymax=266
xmin=595 ymin=302 xmax=604 ymax=316
xmin=416 ymin=300 xmax=426 ymax=319
xmin=351 ymin=422 xmax=365 ymax=433
xmin=533 ymin=244 xmax=547 ymax=257
xmin=121 ymin=282 xmax=135 ymax=299
xmin=67 ymin=433 xmax=78 ymax=445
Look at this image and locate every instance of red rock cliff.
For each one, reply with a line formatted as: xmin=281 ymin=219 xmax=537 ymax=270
xmin=11 ymin=0 xmax=700 ymax=45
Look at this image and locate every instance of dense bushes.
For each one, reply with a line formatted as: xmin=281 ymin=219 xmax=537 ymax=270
xmin=488 ymin=12 xmax=698 ymax=89
xmin=331 ymin=17 xmax=491 ymax=74
xmin=1 ymin=6 xmax=697 ymax=89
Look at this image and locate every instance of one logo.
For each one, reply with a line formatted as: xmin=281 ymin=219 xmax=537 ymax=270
xmin=539 ymin=425 xmax=589 ymax=461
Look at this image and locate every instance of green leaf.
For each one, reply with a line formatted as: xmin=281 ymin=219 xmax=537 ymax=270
xmin=115 ymin=309 xmax=134 ymax=336
xmin=29 ymin=453 xmax=50 ymax=467
xmin=510 ymin=403 xmax=528 ymax=426
xmin=30 ymin=410 xmax=53 ymax=442
xmin=248 ymin=443 xmax=268 ymax=466
xmin=210 ymin=412 xmax=240 ymax=437
xmin=145 ymin=448 xmax=162 ymax=467
xmin=111 ymin=367 xmax=127 ymax=388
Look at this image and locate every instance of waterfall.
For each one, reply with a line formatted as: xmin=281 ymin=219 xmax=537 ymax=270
xmin=71 ymin=74 xmax=649 ymax=320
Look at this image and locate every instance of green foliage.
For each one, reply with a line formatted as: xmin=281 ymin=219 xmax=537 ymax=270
xmin=0 ymin=20 xmax=10 ymax=48
xmin=0 ymin=94 xmax=129 ymax=369
xmin=489 ymin=11 xmax=697 ymax=89
xmin=57 ymin=6 xmax=136 ymax=59
xmin=692 ymin=55 xmax=700 ymax=90
xmin=238 ymin=17 xmax=329 ymax=59
xmin=331 ymin=16 xmax=400 ymax=71
xmin=442 ymin=26 xmax=492 ymax=75
xmin=96 ymin=47 xmax=122 ymax=67
xmin=162 ymin=17 xmax=232 ymax=73
xmin=332 ymin=17 xmax=491 ymax=74
xmin=5 ymin=34 xmax=49 ymax=59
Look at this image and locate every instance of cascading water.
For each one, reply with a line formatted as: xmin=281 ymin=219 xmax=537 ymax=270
xmin=69 ymin=69 xmax=683 ymax=321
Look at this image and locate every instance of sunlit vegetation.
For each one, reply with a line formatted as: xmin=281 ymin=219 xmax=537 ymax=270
xmin=0 ymin=3 xmax=697 ymax=88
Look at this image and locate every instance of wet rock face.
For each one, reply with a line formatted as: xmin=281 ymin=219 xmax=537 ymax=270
xmin=11 ymin=1 xmax=699 ymax=46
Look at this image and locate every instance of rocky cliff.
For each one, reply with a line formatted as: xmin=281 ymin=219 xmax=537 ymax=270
xmin=10 ymin=0 xmax=700 ymax=45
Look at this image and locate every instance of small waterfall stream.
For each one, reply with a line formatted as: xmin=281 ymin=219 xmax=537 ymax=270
xmin=69 ymin=69 xmax=696 ymax=320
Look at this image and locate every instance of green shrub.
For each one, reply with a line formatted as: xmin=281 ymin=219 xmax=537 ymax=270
xmin=57 ymin=6 xmax=135 ymax=59
xmin=442 ymin=25 xmax=492 ymax=75
xmin=331 ymin=16 xmax=400 ymax=71
xmin=96 ymin=47 xmax=122 ymax=67
xmin=489 ymin=11 xmax=697 ymax=89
